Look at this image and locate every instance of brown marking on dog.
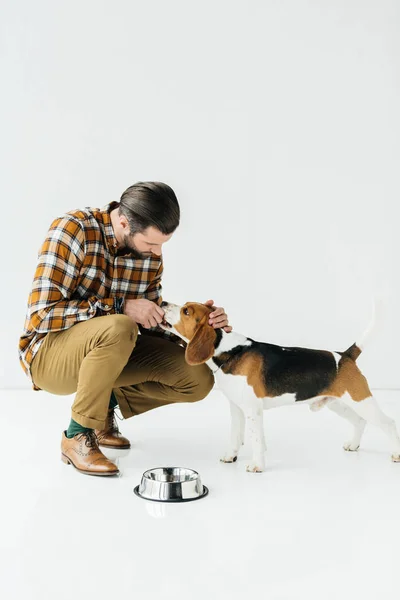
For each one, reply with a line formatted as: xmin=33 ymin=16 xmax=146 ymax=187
xmin=173 ymin=303 xmax=213 ymax=341
xmin=218 ymin=351 xmax=268 ymax=398
xmin=320 ymin=355 xmax=371 ymax=401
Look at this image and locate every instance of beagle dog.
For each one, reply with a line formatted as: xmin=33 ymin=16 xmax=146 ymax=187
xmin=160 ymin=301 xmax=400 ymax=472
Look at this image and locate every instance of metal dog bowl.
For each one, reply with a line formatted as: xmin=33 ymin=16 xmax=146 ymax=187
xmin=134 ymin=467 xmax=209 ymax=503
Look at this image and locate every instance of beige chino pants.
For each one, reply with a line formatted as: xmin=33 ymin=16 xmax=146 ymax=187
xmin=30 ymin=314 xmax=214 ymax=430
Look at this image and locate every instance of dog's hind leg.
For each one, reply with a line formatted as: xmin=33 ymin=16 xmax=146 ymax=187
xmin=345 ymin=395 xmax=400 ymax=462
xmin=326 ymin=398 xmax=367 ymax=451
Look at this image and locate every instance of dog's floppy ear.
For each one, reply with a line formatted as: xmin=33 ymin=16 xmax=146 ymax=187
xmin=185 ymin=322 xmax=216 ymax=365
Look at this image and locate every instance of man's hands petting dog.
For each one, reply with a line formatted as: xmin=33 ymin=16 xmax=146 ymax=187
xmin=124 ymin=298 xmax=232 ymax=332
xmin=204 ymin=299 xmax=232 ymax=333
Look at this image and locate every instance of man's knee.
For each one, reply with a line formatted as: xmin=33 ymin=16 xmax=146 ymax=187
xmin=104 ymin=314 xmax=138 ymax=345
xmin=188 ymin=365 xmax=215 ymax=402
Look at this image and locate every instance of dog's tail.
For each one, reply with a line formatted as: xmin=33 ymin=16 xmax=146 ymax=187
xmin=341 ymin=296 xmax=383 ymax=361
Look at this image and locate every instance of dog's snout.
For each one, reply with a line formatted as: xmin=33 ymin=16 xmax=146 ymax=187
xmin=160 ymin=301 xmax=168 ymax=308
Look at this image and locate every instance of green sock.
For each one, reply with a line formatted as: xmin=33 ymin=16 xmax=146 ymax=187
xmin=109 ymin=391 xmax=118 ymax=410
xmin=66 ymin=393 xmax=117 ymax=438
xmin=66 ymin=419 xmax=91 ymax=439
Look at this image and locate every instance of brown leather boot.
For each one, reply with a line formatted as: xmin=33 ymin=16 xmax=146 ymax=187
xmin=95 ymin=408 xmax=131 ymax=449
xmin=61 ymin=430 xmax=120 ymax=476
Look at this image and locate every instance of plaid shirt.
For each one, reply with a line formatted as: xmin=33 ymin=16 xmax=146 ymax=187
xmin=19 ymin=201 xmax=180 ymax=390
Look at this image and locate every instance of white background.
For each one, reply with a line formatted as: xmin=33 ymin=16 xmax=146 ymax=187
xmin=2 ymin=4 xmax=400 ymax=600
xmin=1 ymin=0 xmax=399 ymax=390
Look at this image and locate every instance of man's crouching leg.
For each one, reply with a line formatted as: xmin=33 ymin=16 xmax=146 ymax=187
xmin=112 ymin=334 xmax=215 ymax=418
xmin=31 ymin=314 xmax=138 ymax=476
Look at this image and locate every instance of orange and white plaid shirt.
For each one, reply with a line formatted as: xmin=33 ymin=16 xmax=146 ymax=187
xmin=19 ymin=201 xmax=180 ymax=390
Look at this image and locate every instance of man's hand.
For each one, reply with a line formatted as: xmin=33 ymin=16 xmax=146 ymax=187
xmin=204 ymin=299 xmax=232 ymax=333
xmin=124 ymin=298 xmax=165 ymax=329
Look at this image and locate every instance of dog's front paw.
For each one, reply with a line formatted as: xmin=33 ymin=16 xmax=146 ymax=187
xmin=343 ymin=441 xmax=360 ymax=452
xmin=220 ymin=453 xmax=238 ymax=463
xmin=246 ymin=460 xmax=264 ymax=473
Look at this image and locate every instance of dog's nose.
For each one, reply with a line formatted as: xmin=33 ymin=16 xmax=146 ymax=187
xmin=160 ymin=301 xmax=168 ymax=308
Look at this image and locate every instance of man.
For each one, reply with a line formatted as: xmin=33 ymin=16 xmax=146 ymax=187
xmin=19 ymin=181 xmax=231 ymax=477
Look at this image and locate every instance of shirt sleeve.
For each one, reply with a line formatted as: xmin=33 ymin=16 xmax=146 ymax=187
xmin=29 ymin=216 xmax=123 ymax=334
xmin=138 ymin=259 xmax=185 ymax=347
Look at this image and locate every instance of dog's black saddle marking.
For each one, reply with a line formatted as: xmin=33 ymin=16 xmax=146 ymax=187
xmin=254 ymin=342 xmax=337 ymax=402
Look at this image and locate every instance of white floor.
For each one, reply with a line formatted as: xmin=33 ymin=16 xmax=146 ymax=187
xmin=1 ymin=388 xmax=400 ymax=600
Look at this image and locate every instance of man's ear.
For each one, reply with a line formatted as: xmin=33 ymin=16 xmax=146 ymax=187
xmin=185 ymin=323 xmax=216 ymax=365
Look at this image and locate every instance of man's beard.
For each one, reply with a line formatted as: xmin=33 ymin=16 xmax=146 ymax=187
xmin=116 ymin=234 xmax=153 ymax=259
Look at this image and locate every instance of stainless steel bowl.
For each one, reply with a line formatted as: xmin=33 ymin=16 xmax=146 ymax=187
xmin=134 ymin=467 xmax=209 ymax=502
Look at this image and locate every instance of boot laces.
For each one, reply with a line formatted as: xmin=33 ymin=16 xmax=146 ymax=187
xmin=76 ymin=430 xmax=99 ymax=449
xmin=107 ymin=408 xmax=123 ymax=433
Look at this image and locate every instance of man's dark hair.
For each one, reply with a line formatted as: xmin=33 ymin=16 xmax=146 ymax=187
xmin=119 ymin=181 xmax=180 ymax=235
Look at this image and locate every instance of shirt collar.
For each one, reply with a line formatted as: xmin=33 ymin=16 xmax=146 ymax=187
xmin=101 ymin=201 xmax=120 ymax=255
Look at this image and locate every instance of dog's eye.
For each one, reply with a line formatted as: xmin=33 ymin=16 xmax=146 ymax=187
xmin=183 ymin=308 xmax=190 ymax=316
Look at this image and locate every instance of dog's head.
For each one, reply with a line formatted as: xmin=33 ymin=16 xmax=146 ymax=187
xmin=160 ymin=301 xmax=217 ymax=365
